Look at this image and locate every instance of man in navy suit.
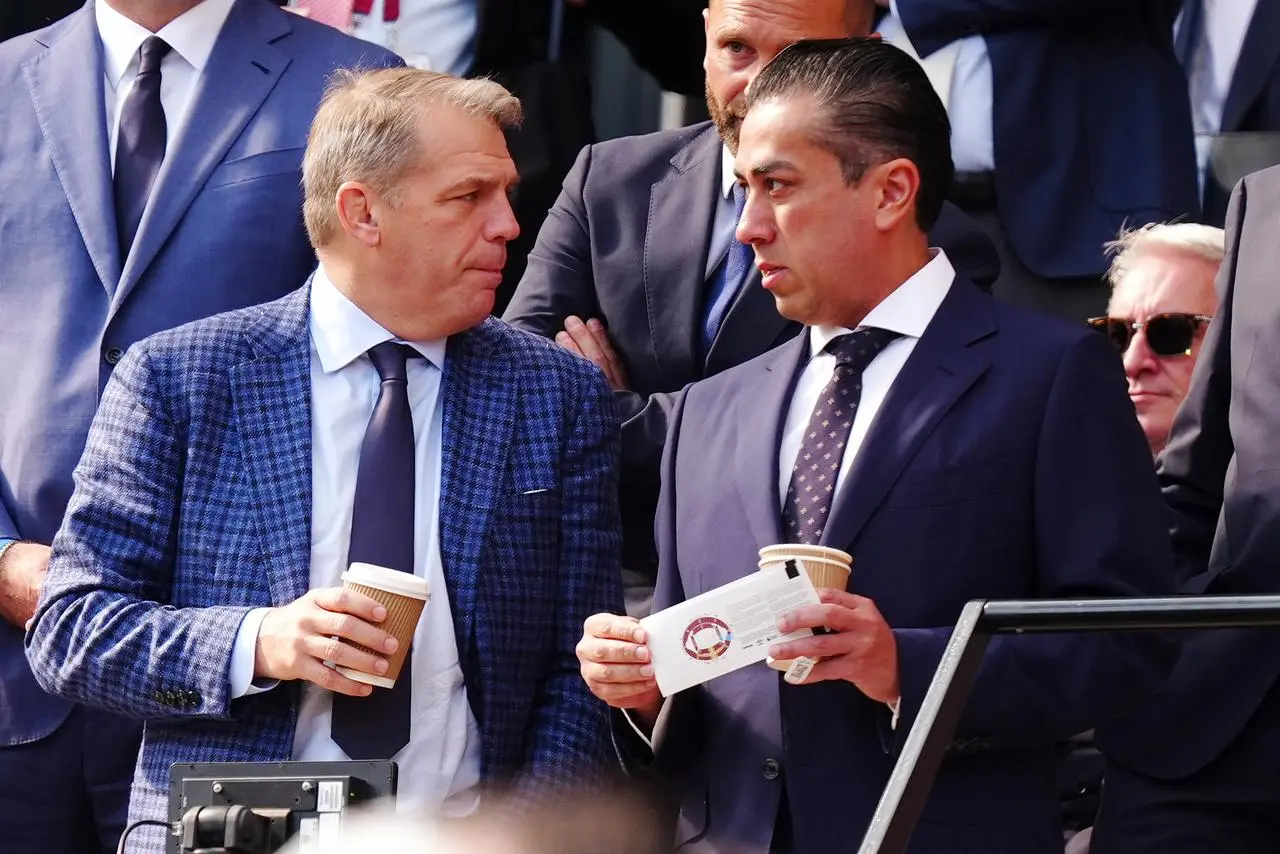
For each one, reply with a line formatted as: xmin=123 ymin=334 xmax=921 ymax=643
xmin=578 ymin=39 xmax=1173 ymax=853
xmin=503 ymin=0 xmax=1000 ymax=617
xmin=27 ymin=68 xmax=621 ymax=854
xmin=875 ymin=0 xmax=1200 ymax=321
xmin=0 ymin=2 xmax=399 ymax=851
xmin=1177 ymin=0 xmax=1280 ymax=226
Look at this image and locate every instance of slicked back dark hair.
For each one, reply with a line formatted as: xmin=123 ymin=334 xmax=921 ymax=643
xmin=746 ymin=37 xmax=953 ymax=231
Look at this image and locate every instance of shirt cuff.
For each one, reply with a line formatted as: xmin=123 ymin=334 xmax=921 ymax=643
xmin=229 ymin=607 xmax=277 ymax=699
xmin=622 ymin=698 xmax=673 ymax=753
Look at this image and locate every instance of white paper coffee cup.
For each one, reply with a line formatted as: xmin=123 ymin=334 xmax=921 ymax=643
xmin=335 ymin=562 xmax=429 ymax=689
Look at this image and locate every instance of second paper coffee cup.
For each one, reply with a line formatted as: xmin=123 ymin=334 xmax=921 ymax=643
xmin=335 ymin=562 xmax=429 ymax=689
xmin=758 ymin=545 xmax=852 ymax=672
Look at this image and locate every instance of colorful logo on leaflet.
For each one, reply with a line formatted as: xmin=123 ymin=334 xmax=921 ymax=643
xmin=683 ymin=616 xmax=733 ymax=662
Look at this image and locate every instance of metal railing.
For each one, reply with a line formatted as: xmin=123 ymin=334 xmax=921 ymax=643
xmin=857 ymin=595 xmax=1280 ymax=853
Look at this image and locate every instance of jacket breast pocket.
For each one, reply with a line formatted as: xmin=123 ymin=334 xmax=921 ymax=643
xmin=489 ymin=487 xmax=561 ymax=564
xmin=883 ymin=461 xmax=1011 ymax=510
xmin=204 ymin=147 xmax=304 ymax=190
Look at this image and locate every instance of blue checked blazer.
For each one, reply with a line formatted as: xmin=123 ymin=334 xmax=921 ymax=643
xmin=25 ymin=285 xmax=623 ymax=852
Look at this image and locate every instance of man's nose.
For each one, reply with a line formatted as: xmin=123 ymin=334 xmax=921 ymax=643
xmin=1123 ymin=328 xmax=1160 ymax=378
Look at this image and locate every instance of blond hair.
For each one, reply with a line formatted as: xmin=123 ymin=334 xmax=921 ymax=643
xmin=1105 ymin=222 xmax=1226 ymax=288
xmin=302 ymin=67 xmax=523 ymax=247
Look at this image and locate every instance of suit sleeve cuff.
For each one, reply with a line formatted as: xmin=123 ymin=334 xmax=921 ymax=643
xmin=622 ymin=698 xmax=673 ymax=753
xmin=229 ymin=607 xmax=278 ymax=699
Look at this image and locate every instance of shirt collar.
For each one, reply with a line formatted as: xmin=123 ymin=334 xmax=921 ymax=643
xmin=720 ymin=143 xmax=737 ymax=201
xmin=809 ymin=249 xmax=956 ymax=358
xmin=96 ymin=0 xmax=236 ymax=89
xmin=309 ymin=264 xmax=448 ymax=373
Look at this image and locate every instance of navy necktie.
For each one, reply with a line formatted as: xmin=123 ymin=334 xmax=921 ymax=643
xmin=1174 ymin=0 xmax=1203 ymax=70
xmin=782 ymin=328 xmax=902 ymax=545
xmin=701 ymin=183 xmax=753 ymax=358
xmin=331 ymin=342 xmax=419 ymax=761
xmin=114 ymin=36 xmax=171 ymax=259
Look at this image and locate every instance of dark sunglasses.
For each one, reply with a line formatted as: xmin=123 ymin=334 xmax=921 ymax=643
xmin=1086 ymin=313 xmax=1212 ymax=357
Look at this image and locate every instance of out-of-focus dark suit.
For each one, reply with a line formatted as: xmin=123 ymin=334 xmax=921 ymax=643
xmin=1200 ymin=1 xmax=1280 ymax=226
xmin=502 ymin=121 xmax=1000 ymax=614
xmin=1094 ymin=165 xmax=1280 ymax=852
xmin=460 ymin=0 xmax=706 ymax=312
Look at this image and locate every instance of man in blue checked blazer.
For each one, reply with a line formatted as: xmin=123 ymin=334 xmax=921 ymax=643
xmin=27 ymin=68 xmax=622 ymax=854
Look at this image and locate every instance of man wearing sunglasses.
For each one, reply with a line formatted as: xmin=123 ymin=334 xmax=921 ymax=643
xmin=1057 ymin=223 xmax=1224 ymax=853
xmin=1088 ymin=223 xmax=1224 ymax=456
xmin=1091 ymin=169 xmax=1280 ymax=852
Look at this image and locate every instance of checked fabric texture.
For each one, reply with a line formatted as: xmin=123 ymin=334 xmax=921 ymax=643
xmin=27 ymin=285 xmax=623 ymax=845
xmin=782 ymin=327 xmax=902 ymax=545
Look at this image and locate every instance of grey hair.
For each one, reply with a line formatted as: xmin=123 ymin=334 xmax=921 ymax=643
xmin=302 ymin=67 xmax=523 ymax=248
xmin=1105 ymin=222 xmax=1226 ymax=287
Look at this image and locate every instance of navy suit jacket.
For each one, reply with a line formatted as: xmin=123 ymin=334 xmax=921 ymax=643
xmin=26 ymin=286 xmax=623 ymax=853
xmin=0 ymin=0 xmax=399 ymax=747
xmin=1101 ymin=165 xmax=1280 ymax=781
xmin=887 ymin=0 xmax=1200 ymax=278
xmin=1201 ymin=0 xmax=1280 ymax=226
xmin=630 ymin=276 xmax=1174 ymax=853
xmin=503 ymin=121 xmax=1001 ymax=590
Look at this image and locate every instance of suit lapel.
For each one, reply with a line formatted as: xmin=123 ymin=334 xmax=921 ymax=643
xmin=704 ymin=268 xmax=797 ymax=376
xmin=733 ymin=333 xmax=809 ymax=549
xmin=229 ymin=285 xmax=313 ymax=606
xmin=820 ymin=280 xmax=995 ymax=551
xmin=439 ymin=323 xmax=515 ymax=668
xmin=644 ymin=123 xmax=723 ymax=385
xmin=23 ymin=7 xmax=122 ymax=295
xmin=1222 ymin=2 xmax=1280 ymax=133
xmin=111 ymin=0 xmax=292 ymax=314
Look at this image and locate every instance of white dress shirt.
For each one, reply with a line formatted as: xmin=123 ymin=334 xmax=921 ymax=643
xmin=351 ymin=0 xmax=476 ymax=75
xmin=879 ymin=3 xmax=994 ymax=172
xmin=229 ymin=265 xmax=482 ymax=816
xmin=703 ymin=144 xmax=742 ymax=280
xmin=96 ymin=0 xmax=235 ymax=169
xmin=778 ymin=250 xmax=955 ymax=506
xmin=1180 ymin=0 xmax=1261 ymax=179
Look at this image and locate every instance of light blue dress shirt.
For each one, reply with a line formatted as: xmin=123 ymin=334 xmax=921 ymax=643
xmin=228 ymin=266 xmax=482 ymax=815
xmin=880 ymin=0 xmax=995 ymax=172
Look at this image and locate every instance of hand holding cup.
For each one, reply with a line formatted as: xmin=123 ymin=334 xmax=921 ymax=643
xmin=254 ymin=585 xmax=399 ymax=697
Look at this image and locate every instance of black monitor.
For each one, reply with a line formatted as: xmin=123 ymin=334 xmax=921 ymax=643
xmin=165 ymin=760 xmax=397 ymax=853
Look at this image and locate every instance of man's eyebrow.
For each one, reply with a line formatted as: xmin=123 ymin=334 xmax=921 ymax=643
xmin=442 ymin=173 xmax=521 ymax=194
xmin=734 ymin=159 xmax=797 ymax=182
xmin=752 ymin=159 xmax=796 ymax=176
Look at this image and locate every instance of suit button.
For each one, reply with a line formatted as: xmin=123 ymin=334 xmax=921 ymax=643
xmin=761 ymin=758 xmax=781 ymax=780
xmin=104 ymin=346 xmax=124 ymax=365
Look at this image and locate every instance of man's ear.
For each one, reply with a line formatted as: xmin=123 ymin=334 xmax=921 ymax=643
xmin=335 ymin=182 xmax=382 ymax=248
xmin=873 ymin=158 xmax=921 ymax=232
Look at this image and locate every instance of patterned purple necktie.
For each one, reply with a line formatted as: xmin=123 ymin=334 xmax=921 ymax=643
xmin=331 ymin=342 xmax=419 ymax=761
xmin=782 ymin=327 xmax=902 ymax=545
xmin=113 ymin=36 xmax=171 ymax=258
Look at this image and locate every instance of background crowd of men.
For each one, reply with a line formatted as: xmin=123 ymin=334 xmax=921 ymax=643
xmin=1 ymin=0 xmax=1280 ymax=853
